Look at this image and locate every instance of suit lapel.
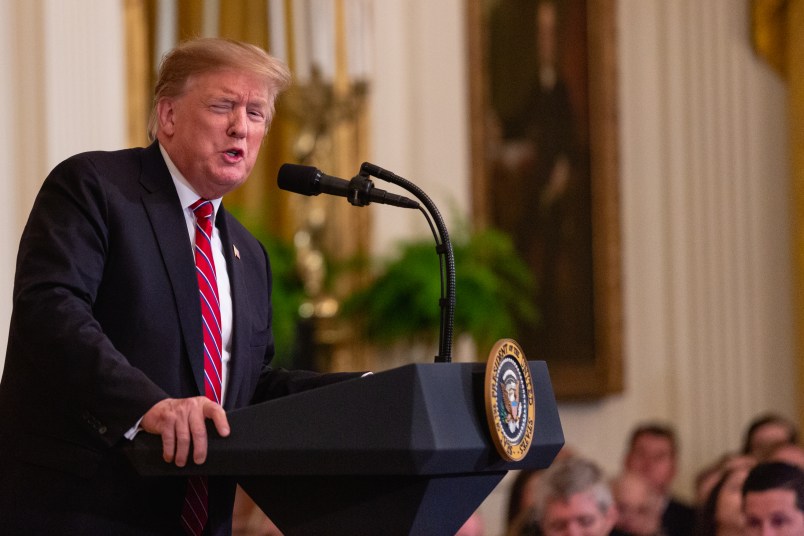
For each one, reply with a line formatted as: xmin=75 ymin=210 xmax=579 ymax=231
xmin=139 ymin=143 xmax=206 ymax=396
xmin=217 ymin=208 xmax=251 ymax=410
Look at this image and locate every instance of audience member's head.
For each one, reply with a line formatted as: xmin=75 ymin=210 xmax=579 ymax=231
xmin=624 ymin=422 xmax=678 ymax=496
xmin=532 ymin=457 xmax=617 ymax=536
xmin=507 ymin=446 xmax=577 ymax=532
xmin=696 ymin=466 xmax=752 ymax=536
xmin=768 ymin=443 xmax=804 ymax=470
xmin=508 ymin=469 xmax=542 ymax=532
xmin=611 ymin=471 xmax=663 ymax=536
xmin=742 ymin=413 xmax=798 ymax=460
xmin=742 ymin=461 xmax=804 ymax=536
xmin=695 ymin=453 xmax=757 ymax=506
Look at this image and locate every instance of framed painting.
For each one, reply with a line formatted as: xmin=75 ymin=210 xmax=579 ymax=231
xmin=467 ymin=0 xmax=622 ymax=399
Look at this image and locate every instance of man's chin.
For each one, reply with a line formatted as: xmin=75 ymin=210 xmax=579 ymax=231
xmin=197 ymin=175 xmax=248 ymax=199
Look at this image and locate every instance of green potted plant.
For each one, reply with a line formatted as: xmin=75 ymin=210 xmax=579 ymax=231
xmin=339 ymin=225 xmax=537 ymax=356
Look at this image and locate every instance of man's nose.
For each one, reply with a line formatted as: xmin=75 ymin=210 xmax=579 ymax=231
xmin=227 ymin=110 xmax=247 ymax=137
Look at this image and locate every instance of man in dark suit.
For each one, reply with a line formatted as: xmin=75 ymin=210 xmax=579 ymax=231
xmin=623 ymin=423 xmax=696 ymax=536
xmin=0 ymin=37 xmax=359 ymax=535
xmin=743 ymin=461 xmax=804 ymax=535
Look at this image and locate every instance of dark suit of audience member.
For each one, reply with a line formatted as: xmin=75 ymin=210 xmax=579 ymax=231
xmin=661 ymin=498 xmax=696 ymax=536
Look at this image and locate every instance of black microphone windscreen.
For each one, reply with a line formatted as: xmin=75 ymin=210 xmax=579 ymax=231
xmin=277 ymin=163 xmax=320 ymax=196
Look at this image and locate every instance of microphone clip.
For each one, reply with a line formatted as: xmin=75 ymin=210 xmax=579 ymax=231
xmin=347 ymin=172 xmax=375 ymax=207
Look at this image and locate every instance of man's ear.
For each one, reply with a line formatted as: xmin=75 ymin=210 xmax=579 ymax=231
xmin=156 ymin=98 xmax=175 ymax=137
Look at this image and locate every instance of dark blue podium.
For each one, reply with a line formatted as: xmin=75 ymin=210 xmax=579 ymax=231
xmin=126 ymin=361 xmax=564 ymax=535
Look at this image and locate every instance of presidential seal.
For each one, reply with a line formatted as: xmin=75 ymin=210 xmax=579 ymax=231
xmin=484 ymin=339 xmax=535 ymax=461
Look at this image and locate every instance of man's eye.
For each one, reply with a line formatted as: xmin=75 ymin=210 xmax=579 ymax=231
xmin=578 ymin=515 xmax=596 ymax=527
xmin=770 ymin=514 xmax=790 ymax=527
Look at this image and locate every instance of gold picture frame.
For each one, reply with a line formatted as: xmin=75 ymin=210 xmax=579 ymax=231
xmin=467 ymin=0 xmax=622 ymax=399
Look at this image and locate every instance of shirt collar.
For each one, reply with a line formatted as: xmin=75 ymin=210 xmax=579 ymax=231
xmin=159 ymin=143 xmax=223 ymax=215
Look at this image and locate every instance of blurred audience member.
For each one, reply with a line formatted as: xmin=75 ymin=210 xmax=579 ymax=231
xmin=507 ymin=508 xmax=542 ymax=536
xmin=741 ymin=413 xmax=798 ymax=460
xmin=695 ymin=454 xmax=757 ymax=506
xmin=508 ymin=469 xmax=543 ymax=533
xmin=742 ymin=461 xmax=804 ymax=536
xmin=507 ymin=446 xmax=577 ymax=533
xmin=456 ymin=510 xmax=485 ymax=536
xmin=611 ymin=471 xmax=664 ymax=536
xmin=232 ymin=487 xmax=283 ymax=536
xmin=768 ymin=443 xmax=804 ymax=470
xmin=623 ymin=422 xmax=695 ymax=536
xmin=527 ymin=457 xmax=618 ymax=536
xmin=695 ymin=465 xmax=753 ymax=536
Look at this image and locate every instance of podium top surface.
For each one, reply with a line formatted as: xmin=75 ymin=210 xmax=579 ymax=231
xmin=126 ymin=361 xmax=564 ymax=477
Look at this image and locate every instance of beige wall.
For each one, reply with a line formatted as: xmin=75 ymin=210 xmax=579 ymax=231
xmin=0 ymin=1 xmax=794 ymax=535
xmin=0 ymin=0 xmax=17 ymax=356
xmin=0 ymin=0 xmax=127 ymax=375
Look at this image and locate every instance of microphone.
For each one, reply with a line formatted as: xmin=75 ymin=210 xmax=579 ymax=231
xmin=277 ymin=163 xmax=420 ymax=209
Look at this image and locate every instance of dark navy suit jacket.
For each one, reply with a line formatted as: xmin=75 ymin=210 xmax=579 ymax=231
xmin=0 ymin=142 xmax=355 ymax=534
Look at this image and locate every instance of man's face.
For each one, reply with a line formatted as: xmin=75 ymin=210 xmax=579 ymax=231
xmin=614 ymin=474 xmax=662 ymax=536
xmin=541 ymin=490 xmax=616 ymax=536
xmin=750 ymin=422 xmax=795 ymax=457
xmin=625 ymin=433 xmax=676 ymax=494
xmin=157 ymin=68 xmax=272 ymax=200
xmin=744 ymin=489 xmax=804 ymax=536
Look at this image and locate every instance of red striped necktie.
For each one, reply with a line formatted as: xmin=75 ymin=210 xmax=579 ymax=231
xmin=181 ymin=198 xmax=223 ymax=535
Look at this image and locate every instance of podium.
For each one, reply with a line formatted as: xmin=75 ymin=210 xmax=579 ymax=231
xmin=126 ymin=361 xmax=564 ymax=535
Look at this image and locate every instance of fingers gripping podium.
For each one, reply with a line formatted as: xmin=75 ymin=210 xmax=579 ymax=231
xmin=126 ymin=361 xmax=564 ymax=535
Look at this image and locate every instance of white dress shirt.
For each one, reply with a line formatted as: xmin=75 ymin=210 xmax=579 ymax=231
xmin=161 ymin=144 xmax=234 ymax=404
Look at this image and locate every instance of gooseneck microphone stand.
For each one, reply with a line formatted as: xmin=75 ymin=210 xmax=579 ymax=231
xmin=359 ymin=162 xmax=455 ymax=363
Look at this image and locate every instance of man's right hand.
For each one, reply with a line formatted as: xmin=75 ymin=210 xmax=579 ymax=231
xmin=141 ymin=397 xmax=230 ymax=467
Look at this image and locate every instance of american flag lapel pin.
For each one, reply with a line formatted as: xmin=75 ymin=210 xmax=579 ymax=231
xmin=233 ymin=244 xmax=240 ymax=260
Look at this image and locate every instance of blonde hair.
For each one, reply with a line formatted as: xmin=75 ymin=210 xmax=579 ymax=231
xmin=147 ymin=37 xmax=292 ymax=140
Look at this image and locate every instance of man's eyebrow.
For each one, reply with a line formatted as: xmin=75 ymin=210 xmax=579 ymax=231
xmin=207 ymin=86 xmax=265 ymax=98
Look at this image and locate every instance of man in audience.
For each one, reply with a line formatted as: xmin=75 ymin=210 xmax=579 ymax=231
xmin=531 ymin=457 xmax=618 ymax=536
xmin=769 ymin=443 xmax=804 ymax=469
xmin=610 ymin=471 xmax=664 ymax=536
xmin=742 ymin=413 xmax=799 ymax=460
xmin=622 ymin=422 xmax=695 ymax=536
xmin=742 ymin=461 xmax=804 ymax=535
